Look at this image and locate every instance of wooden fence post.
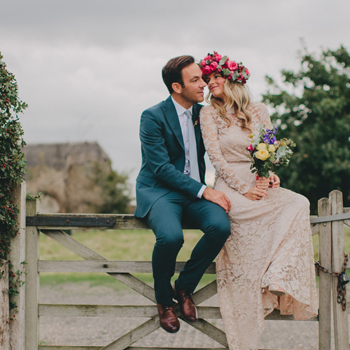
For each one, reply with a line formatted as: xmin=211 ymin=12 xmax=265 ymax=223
xmin=318 ymin=197 xmax=332 ymax=350
xmin=25 ymin=198 xmax=39 ymax=350
xmin=330 ymin=190 xmax=349 ymax=350
xmin=9 ymin=182 xmax=26 ymax=350
xmin=0 ymin=260 xmax=10 ymax=350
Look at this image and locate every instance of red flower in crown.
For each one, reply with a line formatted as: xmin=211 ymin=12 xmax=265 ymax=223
xmin=198 ymin=51 xmax=250 ymax=85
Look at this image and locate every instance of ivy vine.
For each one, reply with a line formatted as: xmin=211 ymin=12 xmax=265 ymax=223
xmin=0 ymin=51 xmax=27 ymax=315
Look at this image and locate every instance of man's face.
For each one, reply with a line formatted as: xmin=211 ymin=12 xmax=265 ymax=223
xmin=178 ymin=63 xmax=207 ymax=104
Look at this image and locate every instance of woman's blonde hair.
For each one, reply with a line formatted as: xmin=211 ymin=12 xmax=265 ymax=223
xmin=206 ymin=80 xmax=252 ymax=132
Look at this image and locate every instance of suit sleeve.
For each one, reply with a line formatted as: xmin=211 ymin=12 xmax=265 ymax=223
xmin=140 ymin=109 xmax=203 ymax=198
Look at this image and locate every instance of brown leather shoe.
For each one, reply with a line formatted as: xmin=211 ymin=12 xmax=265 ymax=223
xmin=157 ymin=304 xmax=180 ymax=333
xmin=173 ymin=283 xmax=198 ymax=322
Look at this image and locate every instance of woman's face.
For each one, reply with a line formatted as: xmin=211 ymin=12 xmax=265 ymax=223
xmin=205 ymin=72 xmax=226 ymax=101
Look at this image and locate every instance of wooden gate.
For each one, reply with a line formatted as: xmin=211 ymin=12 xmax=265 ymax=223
xmin=5 ymin=187 xmax=350 ymax=349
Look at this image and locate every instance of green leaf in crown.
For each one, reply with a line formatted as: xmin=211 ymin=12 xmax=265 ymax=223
xmin=219 ymin=56 xmax=227 ymax=65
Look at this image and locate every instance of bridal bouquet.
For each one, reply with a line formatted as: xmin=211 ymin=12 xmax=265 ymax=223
xmin=247 ymin=126 xmax=295 ymax=178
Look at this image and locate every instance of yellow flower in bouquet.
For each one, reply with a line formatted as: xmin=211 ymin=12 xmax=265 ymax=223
xmin=255 ymin=150 xmax=269 ymax=161
xmin=256 ymin=143 xmax=267 ymax=151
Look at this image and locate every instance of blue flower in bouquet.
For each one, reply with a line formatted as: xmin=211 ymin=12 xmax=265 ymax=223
xmin=263 ymin=127 xmax=278 ymax=144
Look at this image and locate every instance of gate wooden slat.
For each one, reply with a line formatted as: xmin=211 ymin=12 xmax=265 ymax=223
xmin=330 ymin=191 xmax=349 ymax=350
xmin=38 ymin=259 xmax=320 ymax=278
xmin=318 ymin=197 xmax=332 ymax=350
xmin=38 ymin=304 xmax=222 ymax=319
xmin=38 ymin=303 xmax=318 ymax=322
xmin=38 ymin=260 xmax=154 ymax=273
xmin=38 ymin=260 xmax=215 ymax=274
xmin=35 ymin=214 xmax=149 ymax=230
xmin=25 ymin=199 xmax=40 ymax=350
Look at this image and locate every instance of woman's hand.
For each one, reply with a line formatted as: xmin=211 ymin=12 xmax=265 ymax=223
xmin=268 ymin=173 xmax=280 ymax=188
xmin=255 ymin=176 xmax=269 ymax=190
xmin=243 ymin=187 xmax=267 ymax=200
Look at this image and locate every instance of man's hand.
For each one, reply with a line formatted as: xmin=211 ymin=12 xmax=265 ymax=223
xmin=202 ymin=187 xmax=231 ymax=213
xmin=268 ymin=173 xmax=280 ymax=188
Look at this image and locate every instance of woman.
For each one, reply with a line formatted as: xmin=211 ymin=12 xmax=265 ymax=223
xmin=198 ymin=52 xmax=318 ymax=350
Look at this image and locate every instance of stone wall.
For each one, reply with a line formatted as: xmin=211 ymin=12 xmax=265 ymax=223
xmin=24 ymin=142 xmax=112 ymax=213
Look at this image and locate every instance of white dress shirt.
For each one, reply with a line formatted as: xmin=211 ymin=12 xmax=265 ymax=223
xmin=171 ymin=97 xmax=206 ymax=198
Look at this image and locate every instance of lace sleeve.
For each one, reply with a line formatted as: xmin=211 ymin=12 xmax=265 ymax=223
xmin=257 ymin=103 xmax=272 ymax=129
xmin=200 ymin=107 xmax=250 ymax=194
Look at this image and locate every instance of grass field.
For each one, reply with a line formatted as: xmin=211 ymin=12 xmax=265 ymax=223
xmin=39 ymin=229 xmax=217 ymax=290
xmin=39 ymin=227 xmax=350 ymax=290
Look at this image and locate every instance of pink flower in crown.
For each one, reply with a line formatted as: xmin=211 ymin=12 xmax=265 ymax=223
xmin=200 ymin=60 xmax=207 ymax=67
xmin=247 ymin=144 xmax=254 ymax=151
xmin=210 ymin=61 xmax=218 ymax=70
xmin=215 ymin=54 xmax=222 ymax=62
xmin=203 ymin=65 xmax=212 ymax=75
xmin=227 ymin=61 xmax=238 ymax=71
xmin=204 ymin=55 xmax=211 ymax=61
xmin=237 ymin=73 xmax=244 ymax=81
xmin=245 ymin=68 xmax=250 ymax=76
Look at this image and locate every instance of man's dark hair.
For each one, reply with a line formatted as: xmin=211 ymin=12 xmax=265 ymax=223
xmin=162 ymin=55 xmax=195 ymax=94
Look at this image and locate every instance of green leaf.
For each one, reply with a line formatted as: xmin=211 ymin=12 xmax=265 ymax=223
xmin=219 ymin=56 xmax=227 ymax=65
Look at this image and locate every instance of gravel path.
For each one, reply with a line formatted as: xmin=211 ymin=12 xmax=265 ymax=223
xmin=40 ymin=283 xmax=321 ymax=349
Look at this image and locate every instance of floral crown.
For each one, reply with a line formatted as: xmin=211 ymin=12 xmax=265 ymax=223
xmin=198 ymin=51 xmax=250 ymax=85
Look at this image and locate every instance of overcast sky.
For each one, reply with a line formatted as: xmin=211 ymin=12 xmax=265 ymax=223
xmin=1 ymin=0 xmax=350 ymax=194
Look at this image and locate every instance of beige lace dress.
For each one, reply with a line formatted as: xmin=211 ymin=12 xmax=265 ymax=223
xmin=200 ymin=103 xmax=318 ymax=350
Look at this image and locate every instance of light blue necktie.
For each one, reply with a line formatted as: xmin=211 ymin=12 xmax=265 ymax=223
xmin=184 ymin=110 xmax=200 ymax=182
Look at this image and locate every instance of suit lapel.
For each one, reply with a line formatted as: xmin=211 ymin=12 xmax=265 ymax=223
xmin=163 ymin=96 xmax=185 ymax=151
xmin=192 ymin=104 xmax=201 ymax=150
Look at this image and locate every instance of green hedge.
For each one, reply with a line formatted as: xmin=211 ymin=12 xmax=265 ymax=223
xmin=0 ymin=52 xmax=27 ymax=310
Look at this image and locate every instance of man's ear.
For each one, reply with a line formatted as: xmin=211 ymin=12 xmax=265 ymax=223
xmin=172 ymin=82 xmax=182 ymax=94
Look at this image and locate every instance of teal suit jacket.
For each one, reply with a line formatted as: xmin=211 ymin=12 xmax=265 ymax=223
xmin=135 ymin=96 xmax=206 ymax=218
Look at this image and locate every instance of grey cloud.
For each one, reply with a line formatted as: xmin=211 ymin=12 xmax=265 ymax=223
xmin=3 ymin=0 xmax=348 ymax=51
xmin=1 ymin=0 xmax=350 ymax=194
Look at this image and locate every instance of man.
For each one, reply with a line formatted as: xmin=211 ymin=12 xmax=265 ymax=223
xmin=135 ymin=55 xmax=231 ymax=333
